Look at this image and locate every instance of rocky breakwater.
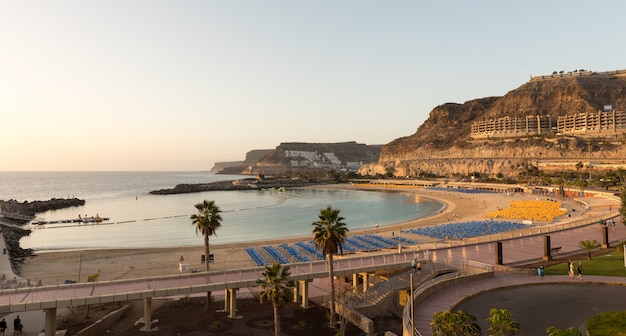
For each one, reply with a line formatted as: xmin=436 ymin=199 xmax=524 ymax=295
xmin=0 ymin=198 xmax=86 ymax=274
xmin=149 ymin=179 xmax=259 ymax=194
xmin=0 ymin=198 xmax=85 ymax=217
xmin=149 ymin=178 xmax=312 ymax=195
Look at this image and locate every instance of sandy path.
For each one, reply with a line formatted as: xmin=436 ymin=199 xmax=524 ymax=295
xmin=16 ymin=185 xmax=580 ymax=285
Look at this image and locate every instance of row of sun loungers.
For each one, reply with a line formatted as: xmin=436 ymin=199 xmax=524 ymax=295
xmin=427 ymin=187 xmax=496 ymax=194
xmin=279 ymin=243 xmax=311 ymax=262
xmin=261 ymin=246 xmax=290 ymax=264
xmin=245 ymin=234 xmax=418 ymax=266
xmin=295 ymin=241 xmax=324 ymax=260
xmin=244 ymin=247 xmax=267 ymax=266
xmin=402 ymin=220 xmax=531 ymax=240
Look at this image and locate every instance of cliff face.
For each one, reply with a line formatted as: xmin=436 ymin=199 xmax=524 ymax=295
xmin=215 ymin=142 xmax=381 ymax=175
xmin=361 ymin=72 xmax=626 ymax=178
xmin=211 ymin=149 xmax=274 ymax=173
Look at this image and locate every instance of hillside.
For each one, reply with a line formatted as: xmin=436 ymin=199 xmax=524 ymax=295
xmin=360 ymin=70 xmax=626 ymax=178
xmin=210 ymin=149 xmax=273 ymax=173
xmin=214 ymin=142 xmax=382 ymax=175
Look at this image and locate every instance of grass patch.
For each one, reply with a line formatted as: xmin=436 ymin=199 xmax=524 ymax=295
xmin=544 ymin=251 xmax=626 ymax=276
xmin=586 ymin=311 xmax=626 ymax=336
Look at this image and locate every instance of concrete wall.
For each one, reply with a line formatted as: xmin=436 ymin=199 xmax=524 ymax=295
xmin=73 ymin=304 xmax=131 ymax=336
xmin=337 ymin=302 xmax=375 ymax=336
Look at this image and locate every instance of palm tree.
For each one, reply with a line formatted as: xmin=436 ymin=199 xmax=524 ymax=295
xmin=257 ymin=262 xmax=295 ymax=336
xmin=430 ymin=310 xmax=481 ymax=336
xmin=575 ymin=162 xmax=584 ymax=180
xmin=579 ymin=239 xmax=601 ymax=259
xmin=190 ymin=200 xmax=222 ymax=309
xmin=312 ymin=205 xmax=349 ymax=328
xmin=487 ymin=308 xmax=520 ymax=336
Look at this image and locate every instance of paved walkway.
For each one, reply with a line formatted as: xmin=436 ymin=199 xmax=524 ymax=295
xmin=412 ymin=214 xmax=626 ymax=336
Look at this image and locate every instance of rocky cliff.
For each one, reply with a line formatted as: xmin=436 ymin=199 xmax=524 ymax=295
xmin=211 ymin=149 xmax=273 ymax=173
xmin=360 ymin=71 xmax=626 ymax=178
xmin=215 ymin=142 xmax=381 ymax=175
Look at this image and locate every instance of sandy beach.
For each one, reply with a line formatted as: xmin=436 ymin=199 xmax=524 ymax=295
xmin=14 ymin=184 xmax=589 ymax=285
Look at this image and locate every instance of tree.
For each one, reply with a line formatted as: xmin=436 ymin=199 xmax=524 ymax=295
xmin=190 ymin=200 xmax=223 ymax=309
xmin=546 ymin=326 xmax=582 ymax=336
xmin=430 ymin=310 xmax=481 ymax=336
xmin=616 ymin=168 xmax=626 ymax=186
xmin=487 ymin=308 xmax=520 ymax=336
xmin=574 ymin=162 xmax=584 ymax=181
xmin=257 ymin=262 xmax=295 ymax=336
xmin=579 ymin=239 xmax=601 ymax=259
xmin=312 ymin=205 xmax=349 ymax=328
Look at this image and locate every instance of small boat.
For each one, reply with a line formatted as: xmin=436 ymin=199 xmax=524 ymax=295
xmin=80 ymin=214 xmax=107 ymax=223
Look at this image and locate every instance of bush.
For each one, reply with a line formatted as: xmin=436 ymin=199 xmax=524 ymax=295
xmin=615 ymin=242 xmax=626 ymax=252
xmin=586 ymin=311 xmax=626 ymax=336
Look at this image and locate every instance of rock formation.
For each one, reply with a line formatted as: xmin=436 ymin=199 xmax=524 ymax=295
xmin=360 ymin=70 xmax=626 ymax=178
xmin=214 ymin=142 xmax=382 ymax=175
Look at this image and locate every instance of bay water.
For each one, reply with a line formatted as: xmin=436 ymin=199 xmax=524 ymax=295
xmin=0 ymin=172 xmax=442 ymax=251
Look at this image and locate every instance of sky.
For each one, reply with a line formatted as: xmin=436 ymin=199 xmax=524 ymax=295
xmin=1 ymin=1 xmax=625 ymax=171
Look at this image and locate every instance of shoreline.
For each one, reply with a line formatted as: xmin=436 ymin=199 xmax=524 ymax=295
xmin=15 ymin=184 xmax=590 ymax=284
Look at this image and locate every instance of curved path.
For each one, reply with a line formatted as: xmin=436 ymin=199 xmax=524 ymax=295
xmin=412 ymin=211 xmax=626 ymax=336
xmin=455 ymin=281 xmax=626 ymax=335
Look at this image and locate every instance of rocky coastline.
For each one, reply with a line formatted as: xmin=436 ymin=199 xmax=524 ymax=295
xmin=149 ymin=178 xmax=312 ymax=195
xmin=0 ymin=198 xmax=86 ymax=274
xmin=0 ymin=198 xmax=85 ymax=217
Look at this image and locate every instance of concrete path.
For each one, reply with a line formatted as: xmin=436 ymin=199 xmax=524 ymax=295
xmin=411 ymin=214 xmax=626 ymax=336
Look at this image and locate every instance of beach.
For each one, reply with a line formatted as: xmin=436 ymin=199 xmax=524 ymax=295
xmin=14 ymin=184 xmax=584 ymax=285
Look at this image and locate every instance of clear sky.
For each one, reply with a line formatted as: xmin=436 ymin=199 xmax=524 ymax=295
xmin=1 ymin=1 xmax=624 ymax=171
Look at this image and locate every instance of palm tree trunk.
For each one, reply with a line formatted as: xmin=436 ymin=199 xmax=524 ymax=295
xmin=205 ymin=234 xmax=210 ymax=271
xmin=327 ymin=253 xmax=336 ymax=327
xmin=205 ymin=234 xmax=211 ymax=310
xmin=273 ymin=304 xmax=281 ymax=336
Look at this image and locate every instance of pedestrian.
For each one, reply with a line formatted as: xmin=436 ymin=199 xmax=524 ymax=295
xmin=417 ymin=261 xmax=422 ymax=275
xmin=411 ymin=258 xmax=416 ymax=270
xmin=12 ymin=316 xmax=21 ymax=336
xmin=568 ymin=259 xmax=574 ymax=279
xmin=577 ymin=262 xmax=583 ymax=280
xmin=0 ymin=318 xmax=7 ymax=336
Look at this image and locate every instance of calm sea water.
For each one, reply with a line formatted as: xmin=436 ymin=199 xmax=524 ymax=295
xmin=0 ymin=172 xmax=442 ymax=251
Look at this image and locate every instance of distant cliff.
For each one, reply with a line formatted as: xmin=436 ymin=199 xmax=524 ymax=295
xmin=211 ymin=149 xmax=273 ymax=173
xmin=214 ymin=142 xmax=381 ymax=175
xmin=360 ymin=70 xmax=626 ymax=178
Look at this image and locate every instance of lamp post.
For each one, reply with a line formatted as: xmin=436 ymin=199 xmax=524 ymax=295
xmin=410 ymin=271 xmax=415 ymax=336
xmin=587 ymin=139 xmax=591 ymax=185
xmin=77 ymin=252 xmax=82 ymax=283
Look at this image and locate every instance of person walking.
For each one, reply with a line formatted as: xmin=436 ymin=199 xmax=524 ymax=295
xmin=577 ymin=262 xmax=584 ymax=280
xmin=0 ymin=318 xmax=7 ymax=336
xmin=12 ymin=316 xmax=21 ymax=336
xmin=568 ymin=259 xmax=574 ymax=279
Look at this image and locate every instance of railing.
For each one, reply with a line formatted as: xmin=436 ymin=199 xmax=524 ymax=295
xmin=0 ymin=249 xmax=421 ymax=312
xmin=406 ymin=212 xmax=621 ymax=253
xmin=402 ymin=260 xmax=493 ymax=336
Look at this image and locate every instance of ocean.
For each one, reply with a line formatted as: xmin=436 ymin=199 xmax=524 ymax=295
xmin=0 ymin=172 xmax=443 ymax=251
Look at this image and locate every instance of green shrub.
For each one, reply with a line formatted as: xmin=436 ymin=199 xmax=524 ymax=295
xmin=586 ymin=311 xmax=626 ymax=336
xmin=213 ymin=320 xmax=223 ymax=329
xmin=614 ymin=242 xmax=626 ymax=252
